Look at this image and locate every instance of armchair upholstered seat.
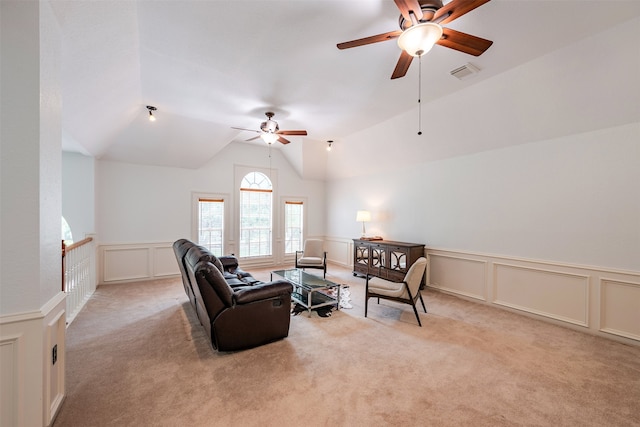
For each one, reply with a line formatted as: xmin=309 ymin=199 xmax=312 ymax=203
xmin=295 ymin=239 xmax=327 ymax=278
xmin=365 ymin=257 xmax=427 ymax=326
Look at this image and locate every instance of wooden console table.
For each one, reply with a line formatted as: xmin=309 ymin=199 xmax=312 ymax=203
xmin=352 ymin=239 xmax=425 ymax=285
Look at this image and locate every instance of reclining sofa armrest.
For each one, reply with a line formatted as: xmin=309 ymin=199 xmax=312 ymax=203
xmin=234 ymin=280 xmax=293 ymax=305
xmin=219 ymin=255 xmax=239 ymax=271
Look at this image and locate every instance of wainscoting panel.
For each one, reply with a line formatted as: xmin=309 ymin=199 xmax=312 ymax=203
xmin=100 ymin=242 xmax=179 ymax=284
xmin=45 ymin=301 xmax=66 ymax=426
xmin=428 ymin=254 xmax=487 ymax=301
xmin=415 ymin=245 xmax=640 ymax=345
xmin=493 ymin=263 xmax=589 ymax=327
xmin=0 ymin=333 xmax=20 ymax=427
xmin=154 ymin=246 xmax=180 ymax=277
xmin=600 ymin=278 xmax=640 ymax=341
xmin=103 ymin=247 xmax=150 ymax=282
xmin=325 ymin=237 xmax=352 ymax=268
xmin=0 ymin=292 xmax=66 ymax=427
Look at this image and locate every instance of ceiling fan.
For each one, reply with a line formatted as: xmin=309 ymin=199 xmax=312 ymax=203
xmin=337 ymin=0 xmax=493 ymax=79
xmin=232 ymin=112 xmax=308 ymax=145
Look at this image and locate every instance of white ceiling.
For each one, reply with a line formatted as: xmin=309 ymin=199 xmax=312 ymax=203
xmin=52 ymin=0 xmax=640 ymax=175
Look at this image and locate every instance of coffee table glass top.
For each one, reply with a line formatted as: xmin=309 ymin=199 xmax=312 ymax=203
xmin=271 ymin=269 xmax=338 ymax=290
xmin=271 ymin=269 xmax=340 ymax=316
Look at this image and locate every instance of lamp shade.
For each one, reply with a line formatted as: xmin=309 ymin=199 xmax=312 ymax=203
xmin=261 ymin=132 xmax=279 ymax=144
xmin=397 ymin=22 xmax=443 ymax=57
xmin=356 ymin=210 xmax=371 ymax=222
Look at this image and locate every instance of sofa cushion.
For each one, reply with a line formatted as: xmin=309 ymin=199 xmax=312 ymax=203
xmin=211 ymin=256 xmax=224 ymax=274
xmin=196 ymin=261 xmax=235 ymax=307
xmin=186 ymin=245 xmax=220 ymax=270
xmin=173 ymin=239 xmax=193 ymax=258
xmin=234 ymin=280 xmax=293 ymax=305
xmin=226 ymin=277 xmax=249 ymax=287
xmin=173 ymin=239 xmax=196 ymax=296
xmin=297 ymin=256 xmax=324 ymax=266
xmin=194 ymin=245 xmax=225 ymax=273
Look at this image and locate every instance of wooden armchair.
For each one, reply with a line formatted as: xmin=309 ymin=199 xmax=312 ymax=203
xmin=365 ymin=257 xmax=427 ymax=326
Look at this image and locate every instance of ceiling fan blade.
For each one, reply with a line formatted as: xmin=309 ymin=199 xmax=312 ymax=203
xmin=391 ymin=50 xmax=413 ymax=79
xmin=277 ymin=130 xmax=307 ymax=136
xmin=277 ymin=136 xmax=291 ymax=145
xmin=245 ymin=135 xmax=261 ymax=142
xmin=337 ymin=30 xmax=402 ymax=50
xmin=433 ymin=0 xmax=491 ymax=25
xmin=231 ymin=126 xmax=259 ymax=133
xmin=394 ymin=0 xmax=423 ymax=22
xmin=438 ymin=27 xmax=493 ymax=56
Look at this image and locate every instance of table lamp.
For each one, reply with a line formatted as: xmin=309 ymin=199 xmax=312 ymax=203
xmin=356 ymin=210 xmax=371 ymax=238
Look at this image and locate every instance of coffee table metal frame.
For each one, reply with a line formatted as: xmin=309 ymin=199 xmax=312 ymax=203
xmin=271 ymin=269 xmax=340 ymax=317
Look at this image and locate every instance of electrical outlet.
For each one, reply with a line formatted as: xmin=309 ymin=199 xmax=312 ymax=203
xmin=52 ymin=344 xmax=57 ymax=365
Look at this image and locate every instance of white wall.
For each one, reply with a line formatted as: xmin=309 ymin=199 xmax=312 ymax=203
xmin=0 ymin=0 xmax=63 ymax=312
xmin=62 ymin=151 xmax=95 ymax=240
xmin=96 ymin=143 xmax=325 ymax=283
xmin=324 ymin=16 xmax=640 ymax=273
xmin=0 ymin=2 xmax=66 ymax=425
xmin=96 ymin=142 xmax=325 ymax=244
xmin=327 ymin=123 xmax=639 ymax=272
xmin=95 ymin=142 xmax=326 ymax=282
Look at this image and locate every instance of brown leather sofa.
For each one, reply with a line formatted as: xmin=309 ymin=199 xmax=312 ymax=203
xmin=173 ymin=239 xmax=293 ymax=351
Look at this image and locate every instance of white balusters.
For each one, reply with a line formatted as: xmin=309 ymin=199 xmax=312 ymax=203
xmin=63 ymin=237 xmax=96 ymax=325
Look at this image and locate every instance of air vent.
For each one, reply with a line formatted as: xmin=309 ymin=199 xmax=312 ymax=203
xmin=450 ymin=63 xmax=480 ymax=80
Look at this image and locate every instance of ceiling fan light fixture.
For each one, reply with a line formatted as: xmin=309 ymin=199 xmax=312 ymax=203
xmin=146 ymin=105 xmax=157 ymax=122
xmin=397 ymin=22 xmax=443 ymax=57
xmin=260 ymin=120 xmax=279 ymax=133
xmin=261 ymin=132 xmax=279 ymax=145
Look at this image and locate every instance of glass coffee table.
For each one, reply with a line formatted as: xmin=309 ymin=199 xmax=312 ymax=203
xmin=271 ymin=269 xmax=340 ymax=317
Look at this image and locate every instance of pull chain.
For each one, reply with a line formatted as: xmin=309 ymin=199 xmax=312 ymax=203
xmin=418 ymin=54 xmax=422 ymax=136
xmin=268 ymin=143 xmax=272 ymax=180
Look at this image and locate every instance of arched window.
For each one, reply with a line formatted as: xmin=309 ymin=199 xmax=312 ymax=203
xmin=62 ymin=216 xmax=73 ymax=245
xmin=239 ymin=172 xmax=272 ymax=257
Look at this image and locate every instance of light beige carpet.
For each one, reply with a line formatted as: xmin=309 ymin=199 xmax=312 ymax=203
xmin=53 ymin=265 xmax=640 ymax=426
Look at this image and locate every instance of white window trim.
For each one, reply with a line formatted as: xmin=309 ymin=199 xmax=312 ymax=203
xmin=191 ymin=192 xmax=230 ymax=255
xmin=281 ymin=195 xmax=308 ymax=259
xmin=234 ymin=165 xmax=278 ymax=264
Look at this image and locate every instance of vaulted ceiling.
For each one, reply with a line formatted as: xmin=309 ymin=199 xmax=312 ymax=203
xmin=52 ymin=1 xmax=640 ymax=179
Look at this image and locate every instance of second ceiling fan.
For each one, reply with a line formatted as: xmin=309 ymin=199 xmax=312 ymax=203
xmin=232 ymin=112 xmax=308 ymax=145
xmin=337 ymin=0 xmax=493 ymax=79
